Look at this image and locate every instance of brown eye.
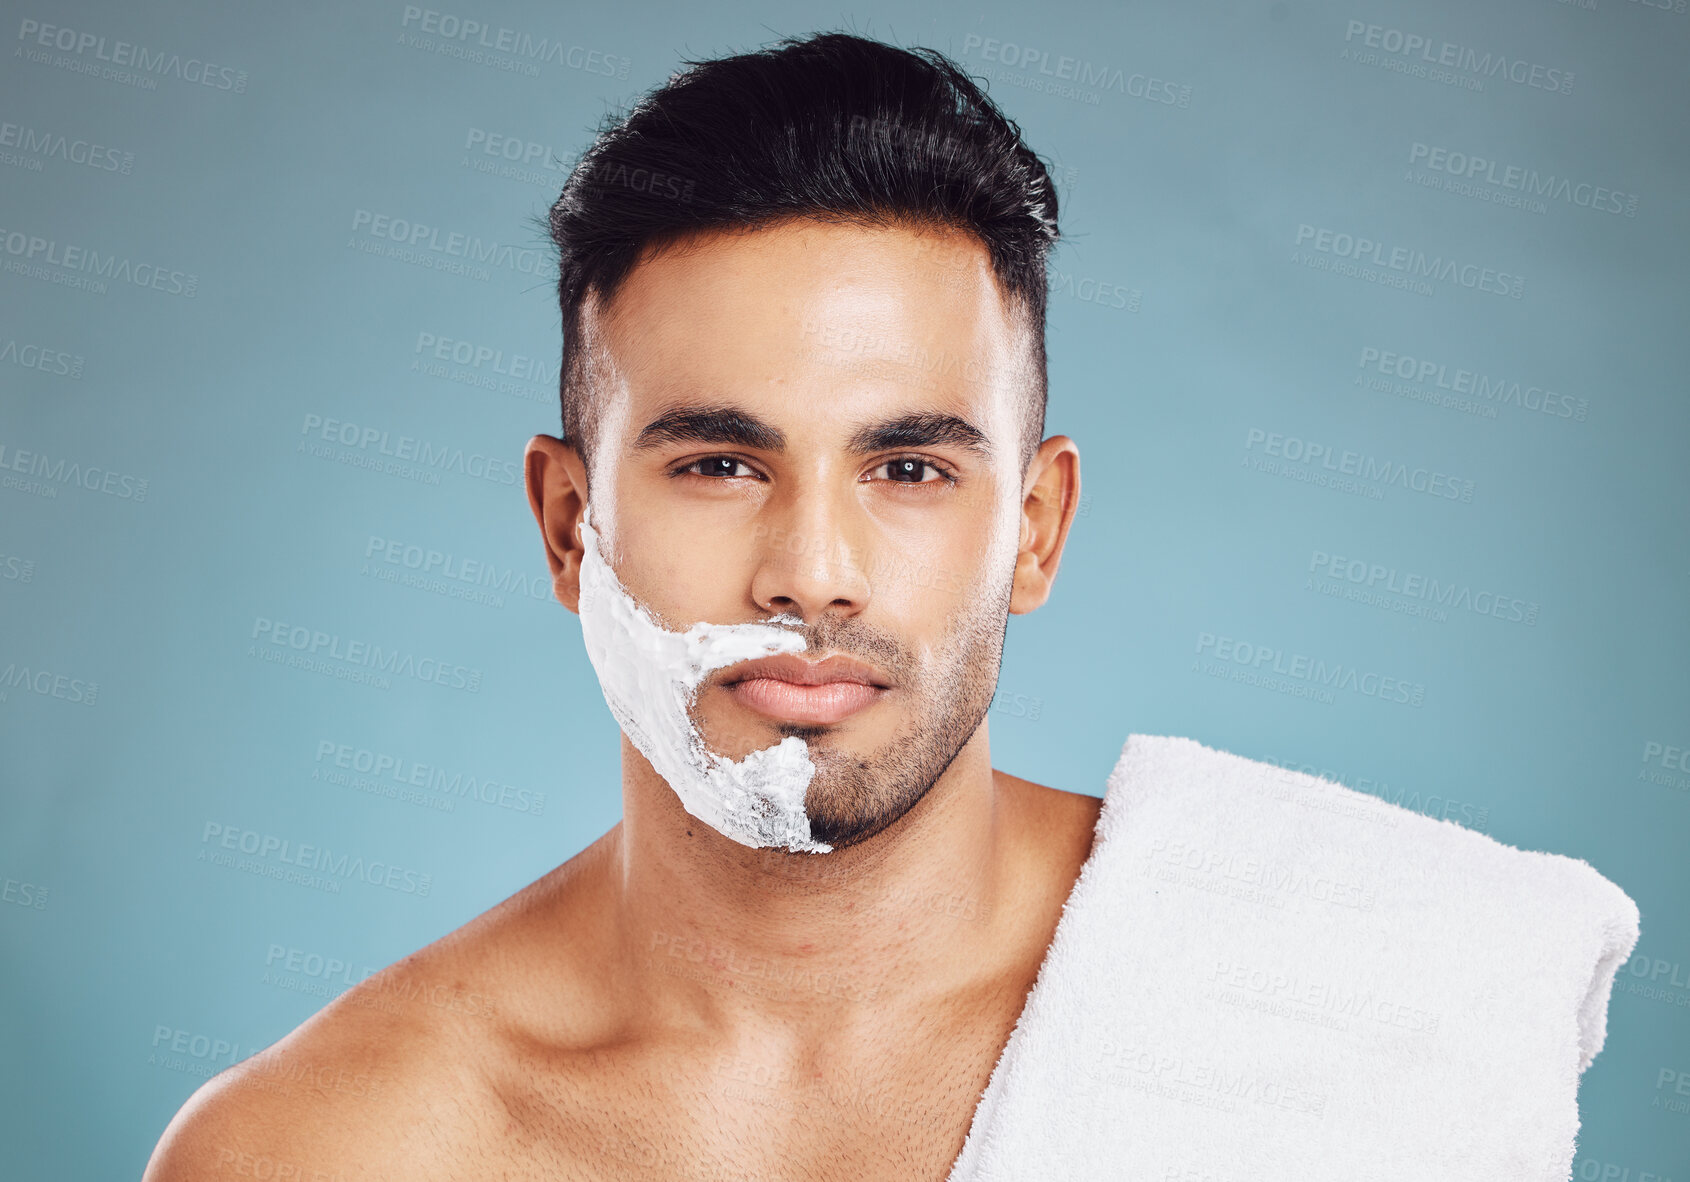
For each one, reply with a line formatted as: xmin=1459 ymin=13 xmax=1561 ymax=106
xmin=684 ymin=456 xmax=757 ymax=478
xmin=874 ymin=458 xmax=947 ymax=484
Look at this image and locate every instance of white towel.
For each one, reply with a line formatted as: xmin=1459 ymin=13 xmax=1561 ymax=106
xmin=947 ymin=733 xmax=1641 ymax=1182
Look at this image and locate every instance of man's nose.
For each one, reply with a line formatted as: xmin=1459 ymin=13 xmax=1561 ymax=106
xmin=748 ymin=506 xmax=871 ymax=622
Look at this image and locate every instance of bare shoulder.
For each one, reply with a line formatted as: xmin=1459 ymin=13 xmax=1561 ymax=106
xmin=141 ymin=916 xmax=532 ymax=1180
xmin=142 ymin=967 xmax=488 ymax=1178
xmin=144 ymin=833 xmax=622 ymax=1180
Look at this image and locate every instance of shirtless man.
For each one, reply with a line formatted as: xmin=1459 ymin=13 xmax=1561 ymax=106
xmin=145 ymin=31 xmax=1096 ymax=1180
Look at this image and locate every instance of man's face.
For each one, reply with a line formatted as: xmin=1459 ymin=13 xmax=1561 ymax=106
xmin=579 ymin=217 xmax=1035 ymax=849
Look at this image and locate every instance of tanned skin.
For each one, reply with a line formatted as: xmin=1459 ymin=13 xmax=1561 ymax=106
xmin=144 ymin=217 xmax=1094 ymax=1181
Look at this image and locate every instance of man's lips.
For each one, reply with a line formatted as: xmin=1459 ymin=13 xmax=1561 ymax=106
xmin=720 ymin=653 xmax=891 ymax=725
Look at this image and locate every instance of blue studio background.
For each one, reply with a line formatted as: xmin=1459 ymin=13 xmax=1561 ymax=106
xmin=2 ymin=0 xmax=1687 ymax=1175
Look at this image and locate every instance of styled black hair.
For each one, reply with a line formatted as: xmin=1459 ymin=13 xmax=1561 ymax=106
xmin=543 ymin=29 xmax=1062 ymax=480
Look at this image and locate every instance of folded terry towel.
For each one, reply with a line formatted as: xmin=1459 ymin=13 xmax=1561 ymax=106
xmin=947 ymin=733 xmax=1641 ymax=1182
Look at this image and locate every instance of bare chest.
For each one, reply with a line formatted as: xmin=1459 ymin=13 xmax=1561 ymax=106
xmin=482 ymin=1023 xmax=1011 ymax=1182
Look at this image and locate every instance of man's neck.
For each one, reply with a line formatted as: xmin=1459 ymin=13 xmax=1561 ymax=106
xmin=604 ymin=727 xmax=1058 ymax=1043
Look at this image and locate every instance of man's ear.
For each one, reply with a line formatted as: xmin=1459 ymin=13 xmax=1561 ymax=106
xmin=524 ymin=435 xmax=590 ymax=613
xmin=1008 ymin=435 xmax=1081 ymax=615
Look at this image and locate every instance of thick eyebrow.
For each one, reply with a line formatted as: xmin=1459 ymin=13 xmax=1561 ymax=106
xmin=632 ymin=403 xmax=993 ymax=461
xmin=846 ymin=411 xmax=993 ymax=461
xmin=631 ymin=405 xmax=787 ymax=453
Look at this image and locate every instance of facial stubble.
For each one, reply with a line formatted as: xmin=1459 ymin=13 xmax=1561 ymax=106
xmin=705 ymin=555 xmax=1018 ymax=851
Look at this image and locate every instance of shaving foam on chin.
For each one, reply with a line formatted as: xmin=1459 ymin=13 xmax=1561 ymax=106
xmin=574 ymin=504 xmax=831 ymax=854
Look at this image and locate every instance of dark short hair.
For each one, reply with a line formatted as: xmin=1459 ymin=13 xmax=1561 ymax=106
xmin=543 ymin=30 xmax=1062 ymax=481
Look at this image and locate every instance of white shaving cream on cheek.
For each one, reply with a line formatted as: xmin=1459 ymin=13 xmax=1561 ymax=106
xmin=574 ymin=504 xmax=832 ymax=854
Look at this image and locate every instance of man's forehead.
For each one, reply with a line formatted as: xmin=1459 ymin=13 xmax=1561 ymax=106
xmin=583 ymin=219 xmax=1030 ymax=442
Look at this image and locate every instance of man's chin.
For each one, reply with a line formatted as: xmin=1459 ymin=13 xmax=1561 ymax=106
xmin=803 ymin=809 xmax=904 ymax=851
xmin=802 ymin=777 xmax=933 ymax=850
